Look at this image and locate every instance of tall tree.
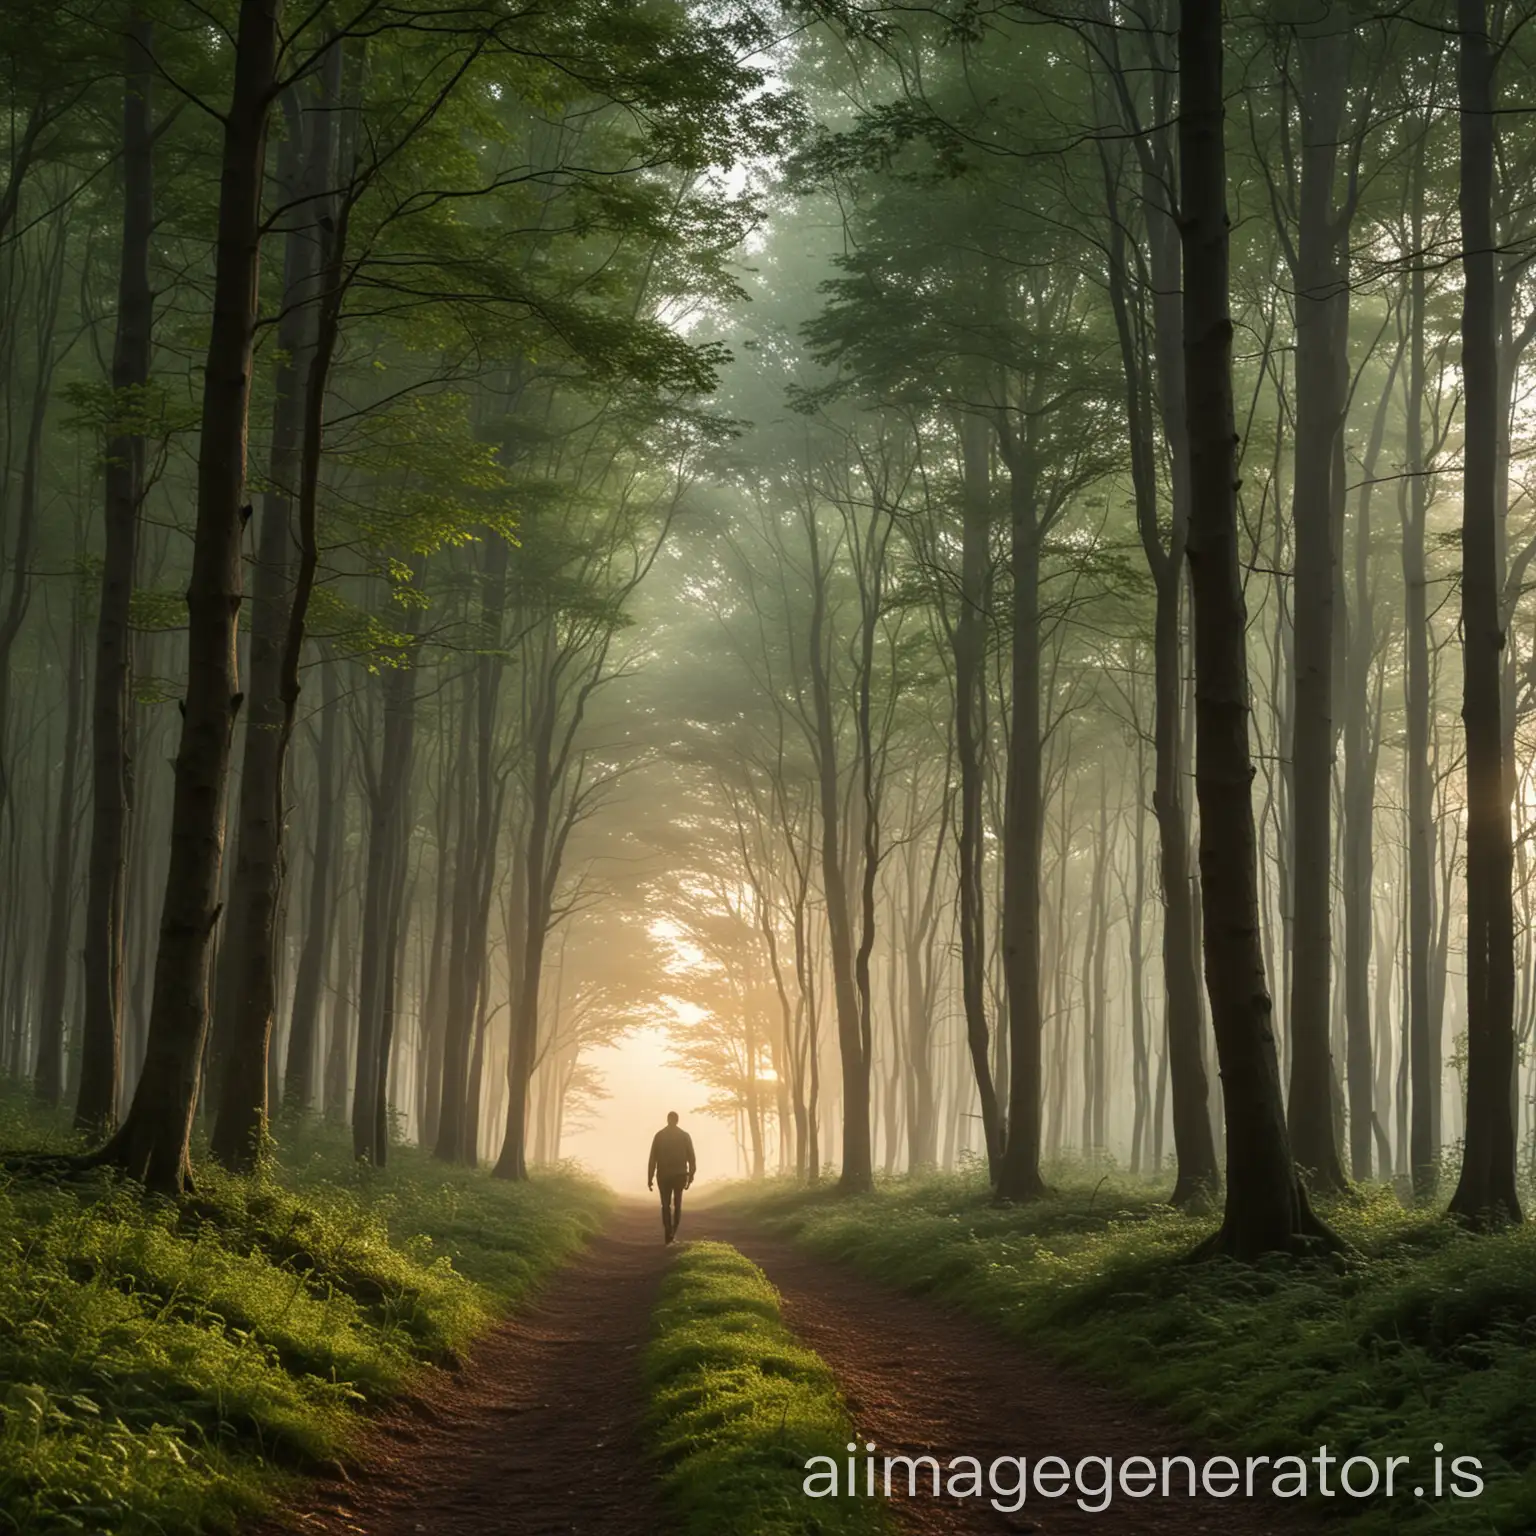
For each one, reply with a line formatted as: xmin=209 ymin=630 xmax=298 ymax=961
xmin=1278 ymin=7 xmax=1354 ymax=1194
xmin=95 ymin=0 xmax=283 ymax=1193
xmin=209 ymin=58 xmax=339 ymax=1169
xmin=77 ymin=9 xmax=155 ymax=1132
xmin=1447 ymin=0 xmax=1521 ymax=1226
xmin=1092 ymin=48 xmax=1220 ymax=1202
xmin=1179 ymin=0 xmax=1332 ymax=1258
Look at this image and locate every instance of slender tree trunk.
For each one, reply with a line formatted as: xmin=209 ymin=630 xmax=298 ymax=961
xmin=322 ymin=866 xmax=354 ymax=1122
xmin=417 ymin=758 xmax=454 ymax=1149
xmin=78 ymin=14 xmax=154 ymax=1133
xmin=1180 ymin=0 xmax=1332 ymax=1258
xmin=1448 ymin=0 xmax=1521 ymax=1226
xmin=852 ymin=539 xmax=886 ymax=1187
xmin=442 ymin=535 xmax=511 ymax=1163
xmin=463 ymin=972 xmax=492 ymax=1165
xmin=494 ymin=655 xmax=557 ymax=1182
xmin=95 ymin=0 xmax=281 ymax=1194
xmin=34 ymin=607 xmax=87 ymax=1104
xmin=954 ymin=412 xmax=1005 ymax=1174
xmin=903 ymin=787 xmax=946 ymax=1170
xmin=996 ymin=455 xmax=1047 ymax=1201
xmin=1285 ymin=18 xmax=1352 ymax=1193
xmin=1125 ymin=735 xmax=1150 ymax=1176
xmin=353 ymin=646 xmax=417 ymax=1165
xmin=282 ymin=648 xmax=340 ymax=1111
xmin=1342 ymin=344 xmax=1401 ymax=1178
xmin=1402 ymin=139 xmax=1439 ymax=1201
xmin=371 ymin=869 xmax=413 ymax=1163
xmin=804 ymin=511 xmax=872 ymax=1193
xmin=210 ymin=86 xmax=327 ymax=1165
xmin=433 ymin=670 xmax=479 ymax=1160
xmin=1081 ymin=775 xmax=1110 ymax=1153
xmin=1100 ymin=134 xmax=1218 ymax=1205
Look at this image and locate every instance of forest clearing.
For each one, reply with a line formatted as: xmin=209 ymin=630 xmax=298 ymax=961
xmin=4 ymin=0 xmax=1536 ymax=1530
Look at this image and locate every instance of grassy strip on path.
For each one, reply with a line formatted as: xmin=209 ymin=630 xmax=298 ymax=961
xmin=645 ymin=1239 xmax=889 ymax=1536
xmin=718 ymin=1170 xmax=1536 ymax=1536
xmin=0 ymin=1087 xmax=611 ymax=1535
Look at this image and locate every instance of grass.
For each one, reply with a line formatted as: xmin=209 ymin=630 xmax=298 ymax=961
xmin=718 ymin=1168 xmax=1536 ymax=1535
xmin=645 ymin=1240 xmax=890 ymax=1535
xmin=0 ymin=1086 xmax=611 ymax=1535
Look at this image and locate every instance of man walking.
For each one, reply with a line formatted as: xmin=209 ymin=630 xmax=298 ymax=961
xmin=647 ymin=1111 xmax=696 ymax=1244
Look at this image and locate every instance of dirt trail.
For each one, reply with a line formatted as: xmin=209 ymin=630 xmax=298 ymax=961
xmin=695 ymin=1207 xmax=1313 ymax=1536
xmin=255 ymin=1196 xmax=1312 ymax=1536
xmin=252 ymin=1201 xmax=669 ymax=1536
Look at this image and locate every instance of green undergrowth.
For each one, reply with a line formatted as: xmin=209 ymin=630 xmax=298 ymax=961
xmin=646 ymin=1240 xmax=889 ymax=1536
xmin=0 ymin=1087 xmax=610 ymax=1535
xmin=719 ymin=1169 xmax=1536 ymax=1534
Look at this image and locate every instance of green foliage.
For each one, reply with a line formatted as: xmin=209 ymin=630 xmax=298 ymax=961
xmin=0 ymin=1092 xmax=609 ymax=1535
xmin=336 ymin=392 xmax=515 ymax=559
xmin=269 ymin=1118 xmax=612 ymax=1307
xmin=721 ymin=1173 xmax=1536 ymax=1534
xmin=128 ymin=587 xmax=187 ymax=635
xmin=305 ymin=586 xmax=418 ymax=672
xmin=645 ymin=1240 xmax=889 ymax=1536
xmin=59 ymin=380 xmax=199 ymax=451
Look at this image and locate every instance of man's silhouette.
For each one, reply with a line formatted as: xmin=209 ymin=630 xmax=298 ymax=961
xmin=647 ymin=1111 xmax=696 ymax=1244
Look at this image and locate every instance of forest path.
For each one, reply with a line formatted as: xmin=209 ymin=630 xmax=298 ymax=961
xmin=252 ymin=1200 xmax=668 ymax=1536
xmin=250 ymin=1196 xmax=1317 ymax=1536
xmin=694 ymin=1206 xmax=1315 ymax=1536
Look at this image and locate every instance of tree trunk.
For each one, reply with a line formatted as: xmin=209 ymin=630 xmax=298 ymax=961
xmin=210 ymin=72 xmax=336 ymax=1166
xmin=1125 ymin=734 xmax=1150 ymax=1176
xmin=433 ymin=669 xmax=479 ymax=1160
xmin=353 ymin=645 xmax=417 ymax=1165
xmin=95 ymin=0 xmax=281 ymax=1194
xmin=1401 ymin=132 xmax=1439 ymax=1200
xmin=903 ymin=785 xmax=946 ymax=1170
xmin=494 ymin=642 xmax=558 ymax=1182
xmin=1447 ymin=0 xmax=1521 ymax=1226
xmin=804 ymin=510 xmax=873 ymax=1193
xmin=1285 ymin=17 xmax=1352 ymax=1194
xmin=282 ymin=647 xmax=340 ymax=1111
xmin=34 ymin=606 xmax=87 ymax=1104
xmin=1180 ymin=0 xmax=1332 ymax=1258
xmin=417 ymin=755 xmax=455 ymax=1148
xmin=851 ymin=518 xmax=887 ymax=1187
xmin=954 ymin=411 xmax=1005 ymax=1175
xmin=1342 ymin=341 xmax=1401 ymax=1178
xmin=370 ymin=870 xmax=414 ymax=1163
xmin=78 ymin=14 xmax=154 ymax=1133
xmin=441 ymin=534 xmax=511 ymax=1163
xmin=322 ymin=867 xmax=354 ymax=1122
xmin=1100 ymin=127 xmax=1218 ymax=1205
xmin=995 ymin=455 xmax=1047 ymax=1201
xmin=1081 ymin=774 xmax=1110 ymax=1154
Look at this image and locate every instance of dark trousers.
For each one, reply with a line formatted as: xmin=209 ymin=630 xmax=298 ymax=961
xmin=658 ymin=1173 xmax=686 ymax=1234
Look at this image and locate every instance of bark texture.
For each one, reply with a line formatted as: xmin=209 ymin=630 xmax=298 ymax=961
xmin=1179 ymin=0 xmax=1332 ymax=1259
xmin=96 ymin=0 xmax=282 ymax=1193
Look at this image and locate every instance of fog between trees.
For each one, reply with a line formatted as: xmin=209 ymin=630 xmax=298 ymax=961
xmin=1 ymin=0 xmax=1533 ymax=1257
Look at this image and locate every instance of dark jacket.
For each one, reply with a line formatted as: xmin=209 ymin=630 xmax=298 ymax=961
xmin=648 ymin=1124 xmax=697 ymax=1181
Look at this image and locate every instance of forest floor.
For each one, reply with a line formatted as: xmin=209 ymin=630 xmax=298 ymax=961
xmin=252 ymin=1198 xmax=1315 ymax=1536
xmin=0 ymin=1094 xmax=610 ymax=1535
xmin=249 ymin=1201 xmax=669 ymax=1536
xmin=697 ymin=1207 xmax=1312 ymax=1536
xmin=714 ymin=1172 xmax=1536 ymax=1536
